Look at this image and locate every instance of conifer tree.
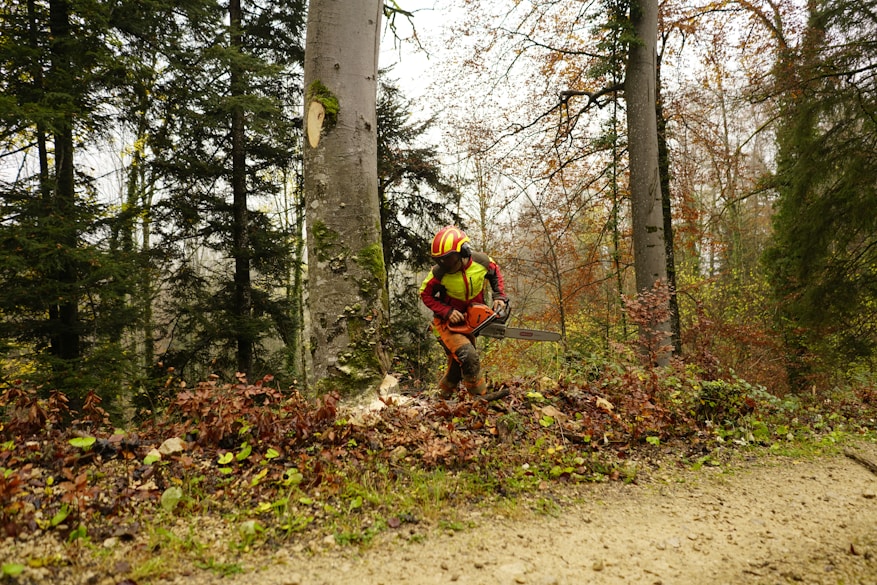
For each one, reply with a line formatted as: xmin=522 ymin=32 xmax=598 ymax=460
xmin=0 ymin=0 xmax=137 ymax=402
xmin=376 ymin=76 xmax=461 ymax=376
xmin=377 ymin=76 xmax=460 ymax=273
xmin=765 ymin=0 xmax=877 ymax=381
xmin=144 ymin=0 xmax=307 ymax=382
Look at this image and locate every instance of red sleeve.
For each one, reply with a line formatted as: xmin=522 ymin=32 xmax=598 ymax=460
xmin=488 ymin=261 xmax=507 ymax=300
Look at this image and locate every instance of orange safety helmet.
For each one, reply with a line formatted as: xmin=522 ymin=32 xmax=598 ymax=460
xmin=431 ymin=226 xmax=471 ymax=258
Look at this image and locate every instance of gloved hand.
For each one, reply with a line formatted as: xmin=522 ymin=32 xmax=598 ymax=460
xmin=448 ymin=309 xmax=465 ymax=324
xmin=491 ymin=298 xmax=507 ymax=313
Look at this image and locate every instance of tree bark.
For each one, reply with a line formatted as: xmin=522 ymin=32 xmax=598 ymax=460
xmin=48 ymin=0 xmax=80 ymax=362
xmin=625 ymin=0 xmax=670 ymax=361
xmin=303 ymin=0 xmax=389 ymax=394
xmin=230 ymin=0 xmax=253 ymax=374
xmin=655 ymin=45 xmax=681 ymax=355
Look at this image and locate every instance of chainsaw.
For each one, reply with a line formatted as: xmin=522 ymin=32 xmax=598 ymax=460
xmin=448 ymin=303 xmax=561 ymax=342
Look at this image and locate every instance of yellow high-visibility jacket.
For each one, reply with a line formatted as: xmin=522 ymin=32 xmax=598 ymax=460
xmin=419 ymin=252 xmax=507 ymax=320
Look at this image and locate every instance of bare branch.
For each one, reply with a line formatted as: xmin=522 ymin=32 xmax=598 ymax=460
xmin=495 ymin=25 xmax=605 ymax=59
xmin=383 ymin=1 xmax=427 ymax=54
xmin=559 ymin=82 xmax=625 ymax=111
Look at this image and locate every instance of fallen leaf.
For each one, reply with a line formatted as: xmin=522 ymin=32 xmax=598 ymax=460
xmin=160 ymin=486 xmax=183 ymax=512
xmin=596 ymin=397 xmax=614 ymax=412
xmin=541 ymin=405 xmax=568 ymax=424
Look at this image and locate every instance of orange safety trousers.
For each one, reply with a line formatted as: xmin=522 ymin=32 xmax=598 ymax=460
xmin=432 ymin=317 xmax=487 ymax=396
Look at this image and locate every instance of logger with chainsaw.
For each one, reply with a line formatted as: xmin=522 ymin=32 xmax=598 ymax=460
xmin=419 ymin=226 xmax=509 ymax=400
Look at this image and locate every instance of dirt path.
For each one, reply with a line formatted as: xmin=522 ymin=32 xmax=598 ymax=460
xmin=211 ymin=447 xmax=877 ymax=585
xmin=7 ymin=446 xmax=877 ymax=585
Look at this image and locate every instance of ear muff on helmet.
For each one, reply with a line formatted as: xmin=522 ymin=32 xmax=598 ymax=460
xmin=431 ymin=226 xmax=471 ymax=258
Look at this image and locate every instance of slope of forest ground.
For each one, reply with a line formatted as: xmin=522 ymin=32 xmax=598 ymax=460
xmin=1 ymin=373 xmax=876 ymax=584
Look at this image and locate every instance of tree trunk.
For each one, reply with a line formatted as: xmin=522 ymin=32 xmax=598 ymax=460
xmin=625 ymin=0 xmax=670 ymax=361
xmin=230 ymin=0 xmax=253 ymax=374
xmin=610 ymin=98 xmax=628 ymax=343
xmin=48 ymin=0 xmax=80 ymax=362
xmin=141 ymin=187 xmax=155 ymax=372
xmin=655 ymin=45 xmax=681 ymax=355
xmin=302 ymin=0 xmax=389 ymax=395
xmin=27 ymin=0 xmax=51 ymax=204
xmin=290 ymin=179 xmax=307 ymax=379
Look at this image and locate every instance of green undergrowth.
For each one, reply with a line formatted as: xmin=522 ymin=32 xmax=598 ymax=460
xmin=0 ymin=368 xmax=875 ymax=582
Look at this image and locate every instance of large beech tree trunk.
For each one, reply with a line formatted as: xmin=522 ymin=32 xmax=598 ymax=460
xmin=302 ymin=0 xmax=389 ymax=394
xmin=625 ymin=0 xmax=671 ymax=361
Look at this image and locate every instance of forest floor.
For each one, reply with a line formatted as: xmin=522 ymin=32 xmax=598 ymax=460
xmin=7 ymin=441 xmax=877 ymax=585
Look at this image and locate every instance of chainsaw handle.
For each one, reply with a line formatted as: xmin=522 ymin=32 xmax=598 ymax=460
xmin=494 ymin=299 xmax=511 ymax=323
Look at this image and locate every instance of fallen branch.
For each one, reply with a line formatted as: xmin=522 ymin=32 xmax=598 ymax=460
xmin=844 ymin=448 xmax=877 ymax=476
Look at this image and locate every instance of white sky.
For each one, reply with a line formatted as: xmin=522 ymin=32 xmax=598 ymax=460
xmin=378 ymin=0 xmax=455 ymax=108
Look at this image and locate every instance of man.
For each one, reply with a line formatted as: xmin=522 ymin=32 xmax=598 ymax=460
xmin=419 ymin=226 xmax=508 ymax=398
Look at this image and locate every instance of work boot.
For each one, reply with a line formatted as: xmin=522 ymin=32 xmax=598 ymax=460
xmin=463 ymin=377 xmax=488 ymax=397
xmin=438 ymin=378 xmax=458 ymax=399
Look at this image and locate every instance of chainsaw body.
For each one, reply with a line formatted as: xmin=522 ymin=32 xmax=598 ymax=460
xmin=446 ymin=303 xmax=505 ymax=337
xmin=446 ymin=303 xmax=560 ymax=342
